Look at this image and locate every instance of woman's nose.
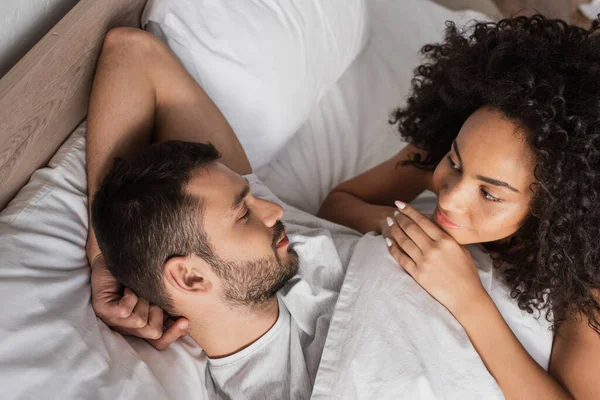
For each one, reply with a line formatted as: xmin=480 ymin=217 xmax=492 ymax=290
xmin=437 ymin=181 xmax=468 ymax=215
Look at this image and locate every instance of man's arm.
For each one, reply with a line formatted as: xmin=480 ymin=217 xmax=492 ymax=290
xmin=87 ymin=27 xmax=251 ymax=256
xmin=86 ymin=27 xmax=251 ymax=347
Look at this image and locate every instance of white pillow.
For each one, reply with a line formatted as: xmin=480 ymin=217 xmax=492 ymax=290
xmin=0 ymin=124 xmax=218 ymax=399
xmin=141 ymin=0 xmax=369 ymax=169
xmin=256 ymin=0 xmax=491 ymax=214
xmin=0 ymin=125 xmax=173 ymax=399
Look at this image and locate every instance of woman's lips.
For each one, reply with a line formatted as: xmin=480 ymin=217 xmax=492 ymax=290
xmin=434 ymin=208 xmax=463 ymax=230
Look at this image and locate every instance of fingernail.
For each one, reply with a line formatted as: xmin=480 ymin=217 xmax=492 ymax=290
xmin=385 ymin=237 xmax=393 ymax=247
xmin=393 ymin=210 xmax=399 ymax=217
xmin=181 ymin=321 xmax=189 ymax=330
xmin=395 ymin=200 xmax=406 ymax=210
xmin=386 ymin=217 xmax=394 ymax=227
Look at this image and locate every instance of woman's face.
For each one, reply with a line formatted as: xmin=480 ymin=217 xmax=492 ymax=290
xmin=431 ymin=107 xmax=537 ymax=245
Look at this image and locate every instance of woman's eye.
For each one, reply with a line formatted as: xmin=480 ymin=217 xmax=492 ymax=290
xmin=447 ymin=156 xmax=460 ymax=171
xmin=481 ymin=189 xmax=500 ymax=202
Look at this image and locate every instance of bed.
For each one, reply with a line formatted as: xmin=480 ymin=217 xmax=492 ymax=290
xmin=0 ymin=0 xmax=504 ymax=218
xmin=0 ymin=0 xmax=147 ymax=211
xmin=2 ymin=1 xmax=553 ymax=399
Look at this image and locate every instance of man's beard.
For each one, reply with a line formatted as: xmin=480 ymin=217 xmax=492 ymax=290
xmin=213 ymin=221 xmax=299 ymax=308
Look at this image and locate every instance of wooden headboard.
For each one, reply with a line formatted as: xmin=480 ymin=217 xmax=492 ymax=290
xmin=0 ymin=0 xmax=147 ymax=210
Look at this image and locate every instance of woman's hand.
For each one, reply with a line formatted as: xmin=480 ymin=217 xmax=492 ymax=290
xmin=382 ymin=201 xmax=488 ymax=318
xmin=375 ymin=206 xmax=402 ymax=234
xmin=90 ymin=255 xmax=189 ymax=350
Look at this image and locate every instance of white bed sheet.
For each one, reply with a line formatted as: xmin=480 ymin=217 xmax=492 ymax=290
xmin=311 ymin=234 xmax=553 ymax=399
xmin=0 ymin=126 xmax=174 ymax=400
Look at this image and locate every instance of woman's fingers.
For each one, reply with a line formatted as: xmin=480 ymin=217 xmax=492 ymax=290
xmin=385 ymin=236 xmax=418 ymax=277
xmin=394 ymin=201 xmax=444 ymax=242
xmin=386 ymin=215 xmax=422 ymax=262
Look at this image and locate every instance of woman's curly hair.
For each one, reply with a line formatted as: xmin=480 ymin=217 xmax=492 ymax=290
xmin=391 ymin=14 xmax=600 ymax=333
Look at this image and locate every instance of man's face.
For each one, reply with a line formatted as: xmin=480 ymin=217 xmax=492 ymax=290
xmin=185 ymin=163 xmax=299 ymax=307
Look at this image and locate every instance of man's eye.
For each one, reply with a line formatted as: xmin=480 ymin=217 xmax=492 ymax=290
xmin=241 ymin=208 xmax=251 ymax=221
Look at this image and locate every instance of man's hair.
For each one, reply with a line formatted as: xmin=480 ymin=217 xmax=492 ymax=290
xmin=91 ymin=141 xmax=221 ymax=313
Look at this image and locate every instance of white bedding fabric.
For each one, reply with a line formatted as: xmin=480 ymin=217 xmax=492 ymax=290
xmin=311 ymin=234 xmax=553 ymax=399
xmin=142 ymin=0 xmax=368 ymax=169
xmin=257 ymin=0 xmax=472 ymax=214
xmin=0 ymin=126 xmax=170 ymax=400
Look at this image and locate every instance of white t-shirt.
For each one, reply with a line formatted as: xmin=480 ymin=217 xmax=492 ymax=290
xmin=201 ymin=174 xmax=361 ymax=399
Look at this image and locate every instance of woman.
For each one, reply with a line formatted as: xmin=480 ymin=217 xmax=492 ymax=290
xmin=318 ymin=15 xmax=600 ymax=399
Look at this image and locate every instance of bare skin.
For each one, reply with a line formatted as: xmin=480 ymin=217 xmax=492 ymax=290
xmin=319 ymin=107 xmax=600 ymax=399
xmin=317 ymin=143 xmax=434 ymax=234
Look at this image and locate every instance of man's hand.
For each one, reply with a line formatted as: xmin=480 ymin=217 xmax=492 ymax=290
xmin=90 ymin=255 xmax=189 ymax=350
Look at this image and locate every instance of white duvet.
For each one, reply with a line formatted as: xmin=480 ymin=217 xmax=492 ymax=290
xmin=312 ymin=235 xmax=553 ymax=399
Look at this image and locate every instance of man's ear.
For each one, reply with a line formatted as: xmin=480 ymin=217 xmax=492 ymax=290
xmin=163 ymin=256 xmax=212 ymax=295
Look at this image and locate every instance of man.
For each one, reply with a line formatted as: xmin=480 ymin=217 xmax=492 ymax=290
xmin=87 ymin=27 xmax=361 ymax=398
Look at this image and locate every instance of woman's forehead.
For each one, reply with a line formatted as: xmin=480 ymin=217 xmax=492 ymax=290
xmin=456 ymin=108 xmax=536 ymax=190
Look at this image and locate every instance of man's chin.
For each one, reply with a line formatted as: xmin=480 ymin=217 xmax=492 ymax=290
xmin=285 ymin=249 xmax=300 ymax=273
xmin=263 ymin=264 xmax=299 ymax=302
xmin=278 ymin=250 xmax=300 ymax=286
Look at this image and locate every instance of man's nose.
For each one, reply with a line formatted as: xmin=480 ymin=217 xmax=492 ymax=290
xmin=255 ymin=198 xmax=284 ymax=228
